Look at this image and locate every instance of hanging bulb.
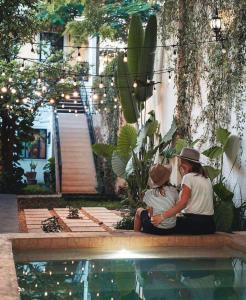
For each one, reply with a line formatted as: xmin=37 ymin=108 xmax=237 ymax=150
xmin=37 ymin=78 xmax=42 ymax=84
xmin=61 ymin=93 xmax=65 ymax=97
xmin=114 ymin=104 xmax=117 ymax=108
xmin=110 ymin=79 xmax=114 ymax=86
xmin=93 ymin=92 xmax=99 ymax=100
xmin=74 ymin=100 xmax=77 ymax=104
xmin=100 ymin=100 xmax=104 ymax=104
xmin=73 ymin=78 xmax=77 ymax=86
xmin=65 ymin=94 xmax=70 ymax=100
xmin=73 ymin=91 xmax=79 ymax=97
xmin=222 ymin=48 xmax=226 ymax=54
xmin=168 ymin=71 xmax=172 ymax=83
xmin=8 ymin=77 xmax=13 ymax=82
xmin=1 ymin=72 xmax=5 ymax=76
xmin=103 ymin=91 xmax=107 ymax=98
xmin=1 ymin=87 xmax=7 ymax=93
xmin=22 ymin=98 xmax=28 ymax=104
xmin=119 ymin=105 xmax=122 ymax=109
xmin=49 ymin=98 xmax=55 ymax=104
xmin=99 ymin=77 xmax=104 ymax=89
xmin=62 ymin=104 xmax=65 ymax=108
xmin=104 ymin=107 xmax=107 ymax=111
xmin=44 ymin=291 xmax=48 ymax=297
xmin=11 ymin=88 xmax=17 ymax=94
xmin=60 ymin=78 xmax=65 ymax=84
xmin=114 ymin=97 xmax=117 ymax=102
xmin=147 ymin=77 xmax=150 ymax=84
xmin=77 ymin=47 xmax=82 ymax=62
xmin=16 ymin=99 xmax=19 ymax=103
xmin=133 ymin=80 xmax=138 ymax=88
xmin=123 ymin=50 xmax=128 ymax=63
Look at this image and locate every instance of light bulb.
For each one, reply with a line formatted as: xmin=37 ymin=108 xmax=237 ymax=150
xmin=1 ymin=72 xmax=5 ymax=76
xmin=60 ymin=78 xmax=65 ymax=84
xmin=37 ymin=78 xmax=42 ymax=84
xmin=8 ymin=77 xmax=13 ymax=82
xmin=103 ymin=93 xmax=107 ymax=98
xmin=123 ymin=54 xmax=127 ymax=63
xmin=11 ymin=88 xmax=17 ymax=94
xmin=93 ymin=93 xmax=98 ymax=100
xmin=73 ymin=91 xmax=79 ymax=97
xmin=22 ymin=98 xmax=28 ymax=104
xmin=1 ymin=87 xmax=7 ymax=93
xmin=44 ymin=291 xmax=48 ymax=297
xmin=133 ymin=80 xmax=138 ymax=88
xmin=16 ymin=99 xmax=19 ymax=103
xmin=114 ymin=97 xmax=117 ymax=102
xmin=20 ymin=66 xmax=24 ymax=72
xmin=222 ymin=48 xmax=226 ymax=54
xmin=49 ymin=99 xmax=55 ymax=104
xmin=100 ymin=100 xmax=104 ymax=104
xmin=74 ymin=100 xmax=77 ymax=104
xmin=62 ymin=104 xmax=65 ymax=108
xmin=114 ymin=105 xmax=117 ymax=108
xmin=65 ymin=95 xmax=70 ymax=100
xmin=57 ymin=282 xmax=59 ymax=285
xmin=99 ymin=82 xmax=104 ymax=89
xmin=110 ymin=81 xmax=114 ymax=87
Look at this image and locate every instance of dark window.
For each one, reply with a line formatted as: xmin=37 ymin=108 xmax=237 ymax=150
xmin=39 ymin=32 xmax=64 ymax=61
xmin=22 ymin=129 xmax=47 ymax=159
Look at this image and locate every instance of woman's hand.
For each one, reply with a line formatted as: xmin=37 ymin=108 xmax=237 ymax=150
xmin=151 ymin=213 xmax=164 ymax=226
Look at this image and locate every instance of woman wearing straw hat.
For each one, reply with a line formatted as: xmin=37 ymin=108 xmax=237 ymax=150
xmin=134 ymin=164 xmax=179 ymax=235
xmin=151 ymin=148 xmax=216 ymax=234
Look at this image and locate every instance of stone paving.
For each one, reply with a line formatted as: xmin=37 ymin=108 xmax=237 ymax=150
xmin=0 ymin=194 xmax=19 ymax=233
xmin=24 ymin=209 xmax=52 ymax=233
xmin=21 ymin=207 xmax=123 ymax=233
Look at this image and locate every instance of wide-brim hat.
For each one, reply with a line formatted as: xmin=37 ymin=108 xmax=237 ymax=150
xmin=177 ymin=147 xmax=201 ymax=163
xmin=149 ymin=164 xmax=171 ymax=188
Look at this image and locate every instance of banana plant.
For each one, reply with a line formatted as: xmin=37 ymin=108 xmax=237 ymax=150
xmin=202 ymin=127 xmax=241 ymax=232
xmin=92 ymin=113 xmax=177 ymax=207
xmin=117 ymin=14 xmax=157 ymax=123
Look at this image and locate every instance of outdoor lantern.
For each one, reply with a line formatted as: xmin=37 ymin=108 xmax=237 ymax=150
xmin=211 ymin=7 xmax=222 ymax=41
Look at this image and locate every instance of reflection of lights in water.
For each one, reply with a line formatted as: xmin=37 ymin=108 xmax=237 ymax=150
xmin=111 ymin=249 xmax=146 ymax=259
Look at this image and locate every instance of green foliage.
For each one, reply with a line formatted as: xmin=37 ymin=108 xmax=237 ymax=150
xmin=22 ymin=184 xmax=50 ymax=195
xmin=117 ymin=14 xmax=157 ymax=122
xmin=117 ymin=124 xmax=137 ymax=158
xmin=92 ymin=144 xmax=116 ymax=158
xmin=43 ymin=157 xmax=56 ymax=192
xmin=203 ymin=166 xmax=221 ymax=181
xmin=213 ymin=182 xmax=234 ymax=202
xmin=127 ymin=14 xmax=144 ymax=76
xmin=214 ymin=201 xmax=234 ymax=233
xmin=202 ymin=146 xmax=224 ymax=160
xmin=63 ymin=0 xmax=159 ymax=42
xmin=117 ymin=55 xmax=139 ymax=123
xmin=115 ymin=215 xmax=134 ymax=230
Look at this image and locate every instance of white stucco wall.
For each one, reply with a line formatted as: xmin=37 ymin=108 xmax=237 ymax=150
xmin=19 ymin=107 xmax=54 ymax=184
xmin=145 ymin=36 xmax=246 ymax=202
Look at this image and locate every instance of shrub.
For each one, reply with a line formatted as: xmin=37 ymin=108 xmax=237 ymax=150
xmin=115 ymin=215 xmax=134 ymax=230
xmin=21 ymin=184 xmax=50 ymax=195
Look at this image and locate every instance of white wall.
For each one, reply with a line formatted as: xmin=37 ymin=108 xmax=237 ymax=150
xmin=145 ymin=34 xmax=246 ymax=202
xmin=19 ymin=106 xmax=54 ymax=184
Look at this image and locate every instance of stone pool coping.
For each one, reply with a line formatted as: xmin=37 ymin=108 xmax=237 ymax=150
xmin=0 ymin=231 xmax=245 ymax=300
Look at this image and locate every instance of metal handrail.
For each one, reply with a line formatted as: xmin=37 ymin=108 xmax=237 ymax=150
xmin=53 ymin=112 xmax=62 ymax=193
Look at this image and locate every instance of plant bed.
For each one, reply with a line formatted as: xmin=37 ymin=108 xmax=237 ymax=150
xmin=17 ymin=196 xmax=122 ymax=210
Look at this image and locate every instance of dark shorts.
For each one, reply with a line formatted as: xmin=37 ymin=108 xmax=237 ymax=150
xmin=140 ymin=210 xmax=176 ymax=235
xmin=176 ymin=213 xmax=216 ymax=235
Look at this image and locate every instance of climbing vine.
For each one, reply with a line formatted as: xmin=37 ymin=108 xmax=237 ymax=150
xmin=160 ymin=0 xmax=246 ymax=144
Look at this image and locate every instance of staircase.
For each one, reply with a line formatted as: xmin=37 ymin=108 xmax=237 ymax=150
xmin=57 ymin=104 xmax=97 ymax=194
xmin=56 ymin=92 xmax=85 ymax=114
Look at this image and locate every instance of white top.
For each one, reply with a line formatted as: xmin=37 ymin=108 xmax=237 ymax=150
xmin=181 ymin=172 xmax=214 ymax=215
xmin=143 ymin=186 xmax=178 ymax=229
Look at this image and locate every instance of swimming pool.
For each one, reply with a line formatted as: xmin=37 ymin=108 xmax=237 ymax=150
xmin=16 ymin=256 xmax=246 ymax=299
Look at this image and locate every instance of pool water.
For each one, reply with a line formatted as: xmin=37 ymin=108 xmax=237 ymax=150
xmin=16 ymin=257 xmax=246 ymax=300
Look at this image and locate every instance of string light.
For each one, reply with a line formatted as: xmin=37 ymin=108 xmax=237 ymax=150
xmin=74 ymin=100 xmax=77 ymax=104
xmin=57 ymin=282 xmax=60 ymax=285
xmin=73 ymin=78 xmax=77 ymax=86
xmin=1 ymin=72 xmax=5 ymax=76
xmin=1 ymin=87 xmax=7 ymax=93
xmin=8 ymin=77 xmax=13 ymax=82
xmin=77 ymin=47 xmax=82 ymax=62
xmin=65 ymin=95 xmax=70 ymax=100
xmin=133 ymin=80 xmax=138 ymax=88
xmin=114 ymin=97 xmax=117 ymax=102
xmin=123 ymin=50 xmax=128 ymax=63
xmin=61 ymin=93 xmax=65 ymax=97
xmin=73 ymin=91 xmax=79 ymax=97
xmin=93 ymin=91 xmax=99 ymax=100
xmin=22 ymin=98 xmax=28 ymax=104
xmin=49 ymin=99 xmax=55 ymax=104
xmin=10 ymin=88 xmax=17 ymax=94
xmin=99 ymin=77 xmax=104 ymax=89
xmin=60 ymin=78 xmax=65 ymax=84
xmin=100 ymin=100 xmax=104 ymax=104
xmin=103 ymin=89 xmax=107 ymax=98
xmin=168 ymin=71 xmax=172 ymax=83
xmin=147 ymin=77 xmax=150 ymax=84
xmin=16 ymin=99 xmax=19 ymax=103
xmin=44 ymin=291 xmax=48 ymax=297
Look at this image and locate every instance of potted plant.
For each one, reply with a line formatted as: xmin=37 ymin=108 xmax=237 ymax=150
xmin=24 ymin=161 xmax=38 ymax=184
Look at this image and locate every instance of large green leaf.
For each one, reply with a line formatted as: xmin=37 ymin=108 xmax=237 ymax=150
xmin=117 ymin=124 xmax=137 ymax=158
xmin=216 ymin=127 xmax=231 ymax=146
xmin=127 ymin=14 xmax=144 ymax=77
xmin=214 ymin=201 xmax=234 ymax=232
xmin=203 ymin=166 xmax=221 ymax=181
xmin=224 ymin=134 xmax=240 ymax=161
xmin=159 ymin=119 xmax=177 ymax=148
xmin=175 ymin=138 xmax=188 ymax=154
xmin=117 ymin=55 xmax=139 ymax=123
xmin=111 ymin=151 xmax=128 ymax=179
xmin=202 ymin=146 xmax=224 ymax=159
xmin=213 ymin=182 xmax=234 ymax=202
xmin=136 ymin=113 xmax=159 ymax=151
xmin=92 ymin=143 xmax=116 ymax=158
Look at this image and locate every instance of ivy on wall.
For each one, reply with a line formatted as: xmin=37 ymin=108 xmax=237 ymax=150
xmin=160 ymin=0 xmax=246 ymax=144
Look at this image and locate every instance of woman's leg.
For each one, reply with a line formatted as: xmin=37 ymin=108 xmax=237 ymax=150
xmin=134 ymin=207 xmax=145 ymax=232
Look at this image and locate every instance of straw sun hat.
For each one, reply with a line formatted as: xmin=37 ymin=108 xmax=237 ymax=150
xmin=149 ymin=164 xmax=171 ymax=188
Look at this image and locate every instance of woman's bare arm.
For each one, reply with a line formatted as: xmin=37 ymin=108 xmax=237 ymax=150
xmin=151 ymin=185 xmax=191 ymax=226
